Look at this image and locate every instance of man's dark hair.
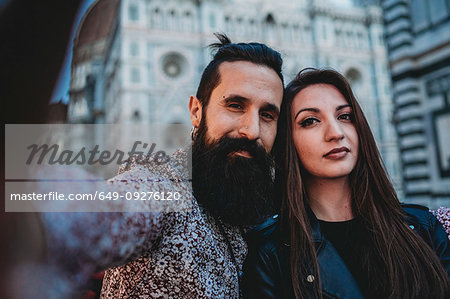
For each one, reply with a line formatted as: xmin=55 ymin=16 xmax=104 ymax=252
xmin=195 ymin=33 xmax=283 ymax=107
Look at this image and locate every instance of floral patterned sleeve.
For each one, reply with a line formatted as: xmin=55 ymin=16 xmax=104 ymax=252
xmin=11 ymin=150 xmax=192 ymax=298
xmin=432 ymin=207 xmax=450 ymax=240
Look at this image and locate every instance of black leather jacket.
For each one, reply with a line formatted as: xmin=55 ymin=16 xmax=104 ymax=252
xmin=243 ymin=204 xmax=450 ymax=299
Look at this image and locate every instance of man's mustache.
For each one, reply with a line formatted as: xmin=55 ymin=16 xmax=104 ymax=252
xmin=199 ymin=136 xmax=267 ymax=161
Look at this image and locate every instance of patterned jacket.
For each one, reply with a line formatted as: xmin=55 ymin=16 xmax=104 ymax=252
xmin=98 ymin=149 xmax=248 ymax=298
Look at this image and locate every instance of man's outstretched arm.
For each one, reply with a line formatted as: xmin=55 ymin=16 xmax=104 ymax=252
xmin=8 ymin=152 xmax=192 ymax=299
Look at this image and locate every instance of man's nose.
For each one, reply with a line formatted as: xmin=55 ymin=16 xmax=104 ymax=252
xmin=325 ymin=120 xmax=345 ymax=142
xmin=238 ymin=112 xmax=260 ymax=141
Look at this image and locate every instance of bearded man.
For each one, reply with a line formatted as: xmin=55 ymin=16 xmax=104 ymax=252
xmin=11 ymin=34 xmax=283 ymax=298
xmin=98 ymin=33 xmax=283 ymax=298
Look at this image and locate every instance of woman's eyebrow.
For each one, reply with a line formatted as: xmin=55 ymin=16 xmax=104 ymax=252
xmin=336 ymin=104 xmax=351 ymax=111
xmin=294 ymin=107 xmax=319 ymax=120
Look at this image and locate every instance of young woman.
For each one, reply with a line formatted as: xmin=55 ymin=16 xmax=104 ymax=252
xmin=243 ymin=69 xmax=449 ymax=299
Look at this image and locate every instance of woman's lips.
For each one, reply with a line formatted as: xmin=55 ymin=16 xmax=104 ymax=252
xmin=323 ymin=147 xmax=349 ymax=159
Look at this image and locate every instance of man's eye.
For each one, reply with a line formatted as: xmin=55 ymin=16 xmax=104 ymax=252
xmin=228 ymin=103 xmax=243 ymax=109
xmin=228 ymin=103 xmax=242 ymax=109
xmin=261 ymin=112 xmax=275 ymax=121
xmin=300 ymin=118 xmax=318 ymax=127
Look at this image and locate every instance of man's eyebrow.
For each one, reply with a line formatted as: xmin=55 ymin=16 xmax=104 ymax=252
xmin=223 ymin=95 xmax=248 ymax=103
xmin=223 ymin=95 xmax=280 ymax=115
xmin=294 ymin=107 xmax=319 ymax=120
xmin=262 ymin=103 xmax=280 ymax=116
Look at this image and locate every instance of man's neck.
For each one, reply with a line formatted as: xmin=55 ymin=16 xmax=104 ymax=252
xmin=306 ymin=176 xmax=353 ymax=222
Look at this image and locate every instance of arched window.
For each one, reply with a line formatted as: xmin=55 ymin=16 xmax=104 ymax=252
xmin=128 ymin=4 xmax=139 ymax=21
xmin=281 ymin=23 xmax=289 ymax=41
xmin=130 ymin=41 xmax=139 ymax=57
xmin=183 ymin=10 xmax=194 ymax=32
xmin=209 ymin=13 xmax=216 ymax=28
xmin=167 ymin=9 xmax=178 ymax=30
xmin=248 ymin=18 xmax=257 ymax=36
xmin=132 ymin=110 xmax=141 ymax=122
xmin=264 ymin=13 xmax=276 ymax=40
xmin=265 ymin=13 xmax=275 ymax=24
xmin=131 ymin=67 xmax=141 ymax=83
xmin=345 ymin=68 xmax=363 ymax=94
xmin=224 ymin=15 xmax=232 ymax=33
xmin=151 ymin=7 xmax=163 ymax=29
xmin=236 ymin=17 xmax=244 ymax=35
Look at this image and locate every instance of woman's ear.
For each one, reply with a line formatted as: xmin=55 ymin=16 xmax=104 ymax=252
xmin=189 ymin=96 xmax=203 ymax=128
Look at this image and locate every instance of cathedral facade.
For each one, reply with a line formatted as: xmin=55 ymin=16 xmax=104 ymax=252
xmin=69 ymin=0 xmax=402 ymax=195
xmin=382 ymin=0 xmax=450 ymax=207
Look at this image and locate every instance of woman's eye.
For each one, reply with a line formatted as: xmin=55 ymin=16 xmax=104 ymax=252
xmin=300 ymin=118 xmax=318 ymax=127
xmin=339 ymin=113 xmax=354 ymax=121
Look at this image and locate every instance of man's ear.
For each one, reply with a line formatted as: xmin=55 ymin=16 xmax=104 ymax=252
xmin=189 ymin=95 xmax=203 ymax=128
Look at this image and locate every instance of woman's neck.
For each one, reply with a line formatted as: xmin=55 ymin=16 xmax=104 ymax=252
xmin=306 ymin=176 xmax=353 ymax=222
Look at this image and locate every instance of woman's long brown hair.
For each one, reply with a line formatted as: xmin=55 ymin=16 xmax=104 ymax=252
xmin=275 ymin=68 xmax=448 ymax=298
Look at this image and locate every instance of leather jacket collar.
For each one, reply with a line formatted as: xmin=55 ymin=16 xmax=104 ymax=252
xmin=306 ymin=206 xmax=365 ymax=298
xmin=307 ymin=206 xmax=323 ymax=243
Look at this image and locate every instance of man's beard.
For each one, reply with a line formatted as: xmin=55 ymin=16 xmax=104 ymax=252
xmin=192 ymin=122 xmax=275 ymax=226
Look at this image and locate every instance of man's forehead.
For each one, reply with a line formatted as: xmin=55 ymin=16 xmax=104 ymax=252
xmin=217 ymin=60 xmax=275 ymax=77
xmin=214 ymin=61 xmax=283 ymax=105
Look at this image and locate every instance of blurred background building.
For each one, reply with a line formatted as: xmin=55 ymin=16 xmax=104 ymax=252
xmin=67 ymin=0 xmax=404 ymax=201
xmin=382 ymin=0 xmax=450 ymax=207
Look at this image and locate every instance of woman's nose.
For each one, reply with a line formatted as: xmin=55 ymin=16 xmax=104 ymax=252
xmin=325 ymin=120 xmax=344 ymax=142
